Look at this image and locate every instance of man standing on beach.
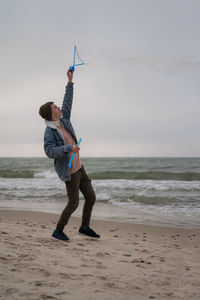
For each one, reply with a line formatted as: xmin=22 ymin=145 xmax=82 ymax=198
xmin=39 ymin=70 xmax=100 ymax=241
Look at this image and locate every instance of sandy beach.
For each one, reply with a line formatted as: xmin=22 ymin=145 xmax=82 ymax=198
xmin=0 ymin=210 xmax=199 ymax=300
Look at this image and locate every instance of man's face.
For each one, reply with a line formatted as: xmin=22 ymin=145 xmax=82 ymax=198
xmin=51 ymin=103 xmax=62 ymax=120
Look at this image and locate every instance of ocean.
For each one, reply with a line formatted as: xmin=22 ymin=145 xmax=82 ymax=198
xmin=0 ymin=157 xmax=200 ymax=228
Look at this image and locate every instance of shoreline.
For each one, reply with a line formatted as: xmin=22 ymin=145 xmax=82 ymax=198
xmin=0 ymin=209 xmax=200 ymax=300
xmin=1 ymin=208 xmax=200 ymax=236
xmin=1 ymin=206 xmax=200 ymax=229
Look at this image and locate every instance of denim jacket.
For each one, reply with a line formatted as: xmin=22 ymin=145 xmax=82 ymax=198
xmin=43 ymin=82 xmax=78 ymax=181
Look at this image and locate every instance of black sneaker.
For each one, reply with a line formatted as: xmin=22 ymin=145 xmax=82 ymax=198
xmin=52 ymin=230 xmax=70 ymax=241
xmin=79 ymin=226 xmax=100 ymax=238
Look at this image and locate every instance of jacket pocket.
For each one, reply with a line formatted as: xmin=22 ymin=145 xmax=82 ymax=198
xmin=54 ymin=155 xmax=70 ymax=181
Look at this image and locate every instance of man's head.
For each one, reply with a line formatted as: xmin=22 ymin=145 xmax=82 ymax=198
xmin=39 ymin=102 xmax=62 ymax=121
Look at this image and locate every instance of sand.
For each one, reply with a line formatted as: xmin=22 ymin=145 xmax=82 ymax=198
xmin=0 ymin=210 xmax=199 ymax=300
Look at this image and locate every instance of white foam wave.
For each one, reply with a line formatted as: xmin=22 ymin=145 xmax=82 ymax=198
xmin=34 ymin=170 xmax=57 ymax=179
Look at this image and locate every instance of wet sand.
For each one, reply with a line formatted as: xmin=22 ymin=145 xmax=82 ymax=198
xmin=0 ymin=210 xmax=199 ymax=300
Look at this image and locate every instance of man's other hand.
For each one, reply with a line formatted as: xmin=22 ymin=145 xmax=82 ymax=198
xmin=72 ymin=145 xmax=80 ymax=153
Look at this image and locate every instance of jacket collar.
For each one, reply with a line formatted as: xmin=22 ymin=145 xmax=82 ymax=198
xmin=45 ymin=120 xmax=65 ymax=143
xmin=45 ymin=118 xmax=78 ymax=144
xmin=45 ymin=120 xmax=61 ymax=129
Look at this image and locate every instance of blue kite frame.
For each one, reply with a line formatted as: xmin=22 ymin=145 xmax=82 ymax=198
xmin=68 ymin=138 xmax=82 ymax=168
xmin=69 ymin=46 xmax=84 ymax=72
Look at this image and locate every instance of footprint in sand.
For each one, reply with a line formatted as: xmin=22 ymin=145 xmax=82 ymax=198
xmin=131 ymin=259 xmax=140 ymax=263
xmin=0 ymin=256 xmax=9 ymax=262
xmin=40 ymin=294 xmax=57 ymax=299
xmin=96 ymin=265 xmax=107 ymax=269
xmin=97 ymin=275 xmax=107 ymax=280
xmin=94 ymin=290 xmax=104 ymax=293
xmin=141 ymin=249 xmax=150 ymax=253
xmin=55 ymin=292 xmax=68 ymax=296
xmin=31 ymin=267 xmax=51 ymax=277
xmin=6 ymin=288 xmax=19 ymax=294
xmin=33 ymin=281 xmax=43 ymax=287
xmin=160 ymin=257 xmax=165 ymax=262
xmin=10 ymin=268 xmax=17 ymax=272
xmin=109 ymin=228 xmax=119 ymax=232
xmin=0 ymin=231 xmax=8 ymax=235
xmin=104 ymin=282 xmax=116 ymax=288
xmin=132 ymin=259 xmax=152 ymax=266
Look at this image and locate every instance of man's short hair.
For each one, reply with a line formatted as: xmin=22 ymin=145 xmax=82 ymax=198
xmin=39 ymin=102 xmax=53 ymax=121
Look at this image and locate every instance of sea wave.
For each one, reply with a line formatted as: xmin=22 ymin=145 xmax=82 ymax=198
xmin=0 ymin=169 xmax=57 ymax=179
xmin=89 ymin=171 xmax=200 ymax=181
xmin=126 ymin=194 xmax=200 ymax=206
xmin=1 ymin=169 xmax=200 ymax=181
xmin=34 ymin=170 xmax=57 ymax=179
xmin=0 ymin=170 xmax=35 ymax=178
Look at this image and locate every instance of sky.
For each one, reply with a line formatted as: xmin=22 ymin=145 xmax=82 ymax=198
xmin=0 ymin=0 xmax=200 ymax=157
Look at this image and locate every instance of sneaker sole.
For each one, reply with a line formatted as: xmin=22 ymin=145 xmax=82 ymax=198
xmin=79 ymin=232 xmax=100 ymax=238
xmin=51 ymin=236 xmax=70 ymax=242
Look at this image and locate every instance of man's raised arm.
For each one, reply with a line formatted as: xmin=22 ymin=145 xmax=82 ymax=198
xmin=61 ymin=70 xmax=74 ymax=120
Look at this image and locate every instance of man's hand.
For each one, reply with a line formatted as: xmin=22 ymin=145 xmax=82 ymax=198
xmin=72 ymin=145 xmax=80 ymax=153
xmin=67 ymin=69 xmax=74 ymax=82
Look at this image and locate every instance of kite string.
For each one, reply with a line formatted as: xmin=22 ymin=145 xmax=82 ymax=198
xmin=73 ymin=46 xmax=76 ymax=67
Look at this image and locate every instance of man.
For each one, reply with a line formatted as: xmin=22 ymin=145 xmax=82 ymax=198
xmin=39 ymin=70 xmax=100 ymax=241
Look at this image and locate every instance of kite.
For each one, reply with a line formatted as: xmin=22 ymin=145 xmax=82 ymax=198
xmin=69 ymin=45 xmax=85 ymax=72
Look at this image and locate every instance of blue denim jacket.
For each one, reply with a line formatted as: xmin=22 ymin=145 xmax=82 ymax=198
xmin=43 ymin=82 xmax=78 ymax=181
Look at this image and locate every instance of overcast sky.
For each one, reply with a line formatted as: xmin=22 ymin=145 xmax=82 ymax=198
xmin=0 ymin=0 xmax=200 ymax=157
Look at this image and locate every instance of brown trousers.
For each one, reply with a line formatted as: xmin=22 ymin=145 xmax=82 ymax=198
xmin=56 ymin=166 xmax=96 ymax=231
